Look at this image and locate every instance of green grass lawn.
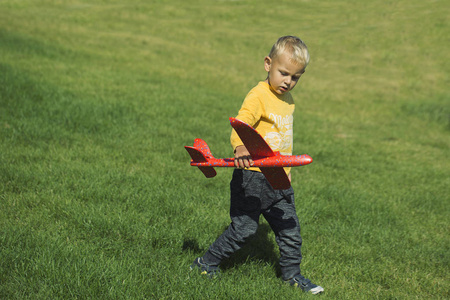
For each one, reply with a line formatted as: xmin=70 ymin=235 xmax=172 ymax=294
xmin=1 ymin=0 xmax=449 ymax=298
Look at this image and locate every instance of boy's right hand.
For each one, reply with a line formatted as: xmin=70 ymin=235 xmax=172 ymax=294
xmin=234 ymin=145 xmax=254 ymax=169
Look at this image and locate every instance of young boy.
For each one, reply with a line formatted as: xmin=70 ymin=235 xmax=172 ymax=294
xmin=191 ymin=36 xmax=324 ymax=295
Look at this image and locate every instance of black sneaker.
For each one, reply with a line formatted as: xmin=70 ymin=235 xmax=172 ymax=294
xmin=288 ymin=274 xmax=324 ymax=294
xmin=190 ymin=257 xmax=220 ymax=278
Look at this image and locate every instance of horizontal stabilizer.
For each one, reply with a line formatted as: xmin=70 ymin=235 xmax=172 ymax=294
xmin=184 ymin=145 xmax=217 ymax=178
xmin=185 ymin=146 xmax=208 ymax=162
xmin=197 ymin=166 xmax=217 ymax=178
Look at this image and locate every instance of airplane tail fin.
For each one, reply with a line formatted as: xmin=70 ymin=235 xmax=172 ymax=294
xmin=184 ymin=138 xmax=217 ymax=178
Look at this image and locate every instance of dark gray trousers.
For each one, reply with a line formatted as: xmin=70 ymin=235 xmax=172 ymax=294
xmin=203 ymin=169 xmax=302 ymax=280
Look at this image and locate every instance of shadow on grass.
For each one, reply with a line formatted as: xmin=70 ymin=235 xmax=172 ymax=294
xmin=182 ymin=223 xmax=281 ymax=276
xmin=182 ymin=239 xmax=203 ymax=254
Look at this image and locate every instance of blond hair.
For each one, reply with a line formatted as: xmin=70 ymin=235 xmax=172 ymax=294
xmin=268 ymin=36 xmax=310 ymax=67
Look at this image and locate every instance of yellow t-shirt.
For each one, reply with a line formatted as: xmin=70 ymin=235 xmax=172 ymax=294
xmin=231 ymin=81 xmax=295 ymax=175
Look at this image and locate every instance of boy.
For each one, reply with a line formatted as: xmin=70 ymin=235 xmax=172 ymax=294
xmin=191 ymin=36 xmax=324 ymax=295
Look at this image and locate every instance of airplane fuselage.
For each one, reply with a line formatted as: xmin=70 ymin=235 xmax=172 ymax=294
xmin=190 ymin=152 xmax=312 ymax=168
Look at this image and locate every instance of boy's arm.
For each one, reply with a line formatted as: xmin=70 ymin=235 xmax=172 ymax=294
xmin=231 ymin=91 xmax=263 ymax=159
xmin=231 ymin=87 xmax=266 ymax=168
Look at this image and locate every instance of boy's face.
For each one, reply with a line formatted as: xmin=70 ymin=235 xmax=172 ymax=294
xmin=264 ymin=52 xmax=305 ymax=95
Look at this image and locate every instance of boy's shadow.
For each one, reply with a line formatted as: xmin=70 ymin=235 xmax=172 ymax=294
xmin=182 ymin=223 xmax=281 ymax=277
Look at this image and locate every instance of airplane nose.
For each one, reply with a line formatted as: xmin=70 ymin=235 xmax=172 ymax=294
xmin=303 ymin=155 xmax=313 ymax=164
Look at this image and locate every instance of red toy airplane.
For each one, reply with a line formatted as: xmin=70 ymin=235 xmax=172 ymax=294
xmin=185 ymin=117 xmax=313 ymax=190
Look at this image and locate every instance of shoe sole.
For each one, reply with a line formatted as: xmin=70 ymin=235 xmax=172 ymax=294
xmin=310 ymin=286 xmax=324 ymax=295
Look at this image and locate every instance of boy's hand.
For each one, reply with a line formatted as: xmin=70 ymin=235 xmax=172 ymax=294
xmin=234 ymin=145 xmax=254 ymax=169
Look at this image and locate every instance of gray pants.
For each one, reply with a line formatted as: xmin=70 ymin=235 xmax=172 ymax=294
xmin=203 ymin=169 xmax=302 ymax=281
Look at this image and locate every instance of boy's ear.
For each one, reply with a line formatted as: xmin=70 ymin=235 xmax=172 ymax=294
xmin=264 ymin=56 xmax=272 ymax=72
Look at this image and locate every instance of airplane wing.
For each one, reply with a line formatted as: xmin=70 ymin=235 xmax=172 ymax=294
xmin=229 ymin=118 xmax=274 ymax=159
xmin=260 ymin=168 xmax=292 ymax=190
xmin=229 ymin=117 xmax=291 ymax=190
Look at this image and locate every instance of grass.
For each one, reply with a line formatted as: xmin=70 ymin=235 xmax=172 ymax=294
xmin=0 ymin=0 xmax=449 ymax=298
